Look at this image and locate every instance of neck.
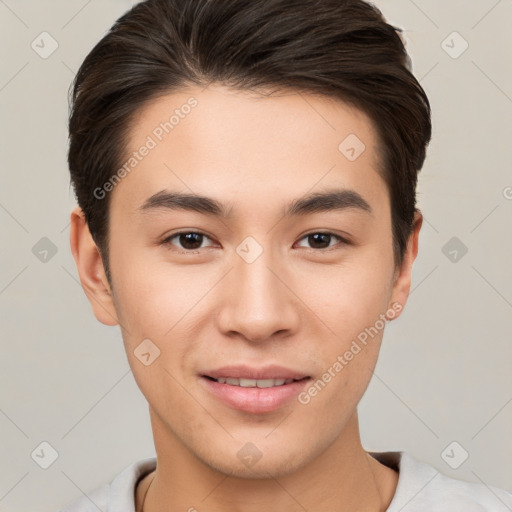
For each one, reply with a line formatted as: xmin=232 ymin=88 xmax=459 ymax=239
xmin=138 ymin=409 xmax=398 ymax=512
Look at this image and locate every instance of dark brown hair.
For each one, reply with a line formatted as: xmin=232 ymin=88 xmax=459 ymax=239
xmin=68 ymin=0 xmax=431 ymax=284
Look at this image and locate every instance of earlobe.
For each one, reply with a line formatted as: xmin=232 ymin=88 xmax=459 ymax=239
xmin=387 ymin=210 xmax=423 ymax=320
xmin=69 ymin=206 xmax=119 ymax=326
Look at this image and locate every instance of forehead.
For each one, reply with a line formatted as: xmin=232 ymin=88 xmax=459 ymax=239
xmin=112 ymin=84 xmax=388 ymax=218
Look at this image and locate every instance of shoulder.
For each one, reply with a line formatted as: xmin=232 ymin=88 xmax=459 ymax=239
xmin=372 ymin=451 xmax=512 ymax=512
xmin=58 ymin=484 xmax=108 ymax=512
xmin=57 ymin=457 xmax=157 ymax=512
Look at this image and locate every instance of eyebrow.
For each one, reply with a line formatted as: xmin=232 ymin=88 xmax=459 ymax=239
xmin=138 ymin=188 xmax=373 ymax=218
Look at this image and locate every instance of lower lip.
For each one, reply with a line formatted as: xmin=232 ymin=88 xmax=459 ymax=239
xmin=200 ymin=376 xmax=311 ymax=413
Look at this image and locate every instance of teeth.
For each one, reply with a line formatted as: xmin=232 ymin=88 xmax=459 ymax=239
xmin=215 ymin=377 xmax=294 ymax=387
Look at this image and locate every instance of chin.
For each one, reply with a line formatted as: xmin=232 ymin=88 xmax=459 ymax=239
xmin=197 ymin=441 xmax=315 ymax=480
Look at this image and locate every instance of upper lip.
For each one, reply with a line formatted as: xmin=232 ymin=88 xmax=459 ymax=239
xmin=203 ymin=365 xmax=310 ymax=381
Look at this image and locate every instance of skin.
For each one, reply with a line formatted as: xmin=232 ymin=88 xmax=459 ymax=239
xmin=70 ymin=84 xmax=422 ymax=512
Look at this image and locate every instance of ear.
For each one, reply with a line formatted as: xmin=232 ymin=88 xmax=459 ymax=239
xmin=69 ymin=206 xmax=119 ymax=326
xmin=386 ymin=210 xmax=423 ymax=320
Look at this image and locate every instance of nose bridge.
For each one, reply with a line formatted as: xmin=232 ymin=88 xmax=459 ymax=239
xmin=217 ymin=238 xmax=298 ymax=342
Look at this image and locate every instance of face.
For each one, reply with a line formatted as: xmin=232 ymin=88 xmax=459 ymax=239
xmin=73 ymin=84 xmax=420 ymax=478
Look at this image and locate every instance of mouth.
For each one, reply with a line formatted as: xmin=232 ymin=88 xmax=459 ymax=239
xmin=199 ymin=369 xmax=312 ymax=414
xmin=202 ymin=375 xmax=309 ymax=388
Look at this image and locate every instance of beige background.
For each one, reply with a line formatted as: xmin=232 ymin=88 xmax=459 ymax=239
xmin=0 ymin=1 xmax=511 ymax=510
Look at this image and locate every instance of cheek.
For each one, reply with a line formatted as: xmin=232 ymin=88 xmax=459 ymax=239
xmin=109 ymin=239 xmax=188 ymax=334
xmin=109 ymin=247 xmax=215 ymax=378
xmin=295 ymin=249 xmax=393 ymax=407
xmin=295 ymin=332 xmax=384 ymax=449
xmin=302 ymin=255 xmax=393 ymax=337
xmin=110 ymin=260 xmax=202 ymax=409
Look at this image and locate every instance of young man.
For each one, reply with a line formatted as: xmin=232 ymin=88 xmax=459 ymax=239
xmin=61 ymin=0 xmax=512 ymax=510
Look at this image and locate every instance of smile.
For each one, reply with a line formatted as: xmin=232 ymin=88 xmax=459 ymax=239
xmin=206 ymin=376 xmax=301 ymax=388
xmin=200 ymin=375 xmax=311 ymax=413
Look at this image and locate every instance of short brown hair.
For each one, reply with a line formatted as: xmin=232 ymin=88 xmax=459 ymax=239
xmin=68 ymin=0 xmax=431 ymax=284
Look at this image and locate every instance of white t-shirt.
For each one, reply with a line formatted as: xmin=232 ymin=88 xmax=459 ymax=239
xmin=58 ymin=451 xmax=512 ymax=511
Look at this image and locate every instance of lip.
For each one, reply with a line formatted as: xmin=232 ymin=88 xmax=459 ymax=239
xmin=200 ymin=376 xmax=311 ymax=413
xmin=203 ymin=364 xmax=309 ymax=381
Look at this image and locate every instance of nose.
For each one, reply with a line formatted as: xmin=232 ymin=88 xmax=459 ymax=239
xmin=216 ymin=244 xmax=301 ymax=344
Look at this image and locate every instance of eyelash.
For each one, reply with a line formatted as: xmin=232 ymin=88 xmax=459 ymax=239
xmin=160 ymin=231 xmax=351 ymax=254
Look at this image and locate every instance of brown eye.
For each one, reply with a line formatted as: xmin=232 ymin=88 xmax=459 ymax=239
xmin=296 ymin=232 xmax=348 ymax=250
xmin=162 ymin=231 xmax=214 ymax=251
